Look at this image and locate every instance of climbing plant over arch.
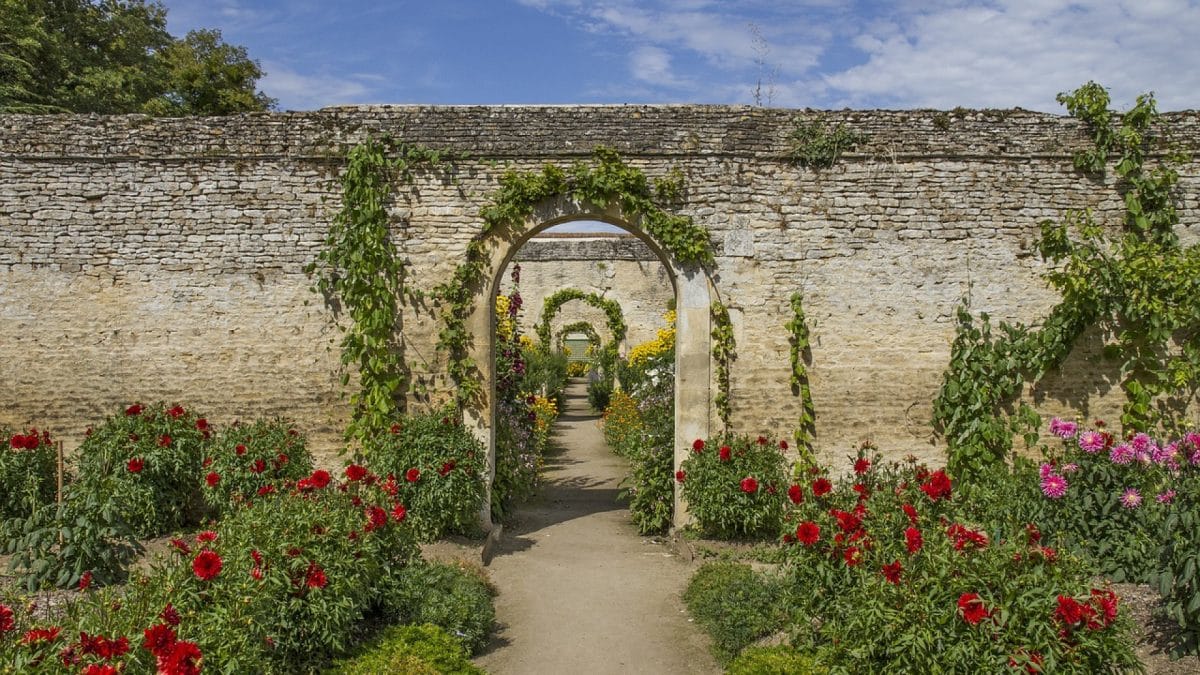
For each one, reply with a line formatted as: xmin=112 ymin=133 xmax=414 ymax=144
xmin=556 ymin=321 xmax=602 ymax=351
xmin=433 ymin=146 xmax=715 ymax=403
xmin=537 ymin=289 xmax=626 ymax=349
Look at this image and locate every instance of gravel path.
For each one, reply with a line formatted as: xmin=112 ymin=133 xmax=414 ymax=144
xmin=470 ymin=380 xmax=718 ymax=674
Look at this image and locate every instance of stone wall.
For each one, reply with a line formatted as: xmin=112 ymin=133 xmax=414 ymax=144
xmin=1 ymin=106 xmax=1198 ymax=467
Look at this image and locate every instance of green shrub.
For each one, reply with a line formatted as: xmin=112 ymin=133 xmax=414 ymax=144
xmin=618 ymin=382 xmax=675 ymax=535
xmin=2 ymin=474 xmax=142 ymax=590
xmin=200 ymin=418 xmax=313 ymax=517
xmin=684 ymin=562 xmax=787 ymax=663
xmin=364 ymin=408 xmax=486 ymax=541
xmin=0 ymin=426 xmax=59 ymax=524
xmin=328 ymin=624 xmax=483 ymax=675
xmin=37 ymin=467 xmax=423 ymax=673
xmin=377 ymin=560 xmax=496 ymax=655
xmin=782 ymin=453 xmax=1139 ymax=673
xmin=1155 ymin=463 xmax=1200 ymax=657
xmin=726 ymin=645 xmax=826 ymax=674
xmin=679 ymin=435 xmax=787 ymax=539
xmin=586 ymin=377 xmax=613 ymax=412
xmin=74 ymin=402 xmax=210 ymax=537
xmin=522 ymin=343 xmax=569 ymax=408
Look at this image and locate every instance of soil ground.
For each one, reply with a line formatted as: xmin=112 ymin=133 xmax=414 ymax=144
xmin=425 ymin=379 xmax=719 ymax=674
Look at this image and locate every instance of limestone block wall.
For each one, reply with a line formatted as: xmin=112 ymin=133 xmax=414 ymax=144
xmin=1 ymin=106 xmax=1198 ymax=466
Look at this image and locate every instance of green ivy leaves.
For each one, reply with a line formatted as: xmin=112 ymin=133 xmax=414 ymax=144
xmin=786 ymin=293 xmax=816 ymax=460
xmin=711 ymin=302 xmax=736 ymax=430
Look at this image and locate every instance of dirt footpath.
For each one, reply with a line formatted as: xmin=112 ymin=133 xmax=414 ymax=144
xmin=470 ymin=380 xmax=718 ymax=674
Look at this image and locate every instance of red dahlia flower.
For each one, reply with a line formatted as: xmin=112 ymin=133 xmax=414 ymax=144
xmin=756 ymin=436 xmax=768 ymax=445
xmin=920 ymin=469 xmax=952 ymax=501
xmin=854 ymin=458 xmax=871 ymax=474
xmin=195 ymin=530 xmax=217 ymax=544
xmin=365 ymin=506 xmax=388 ymax=531
xmin=439 ymin=460 xmax=456 ymax=477
xmin=779 ymin=440 xmax=789 ymax=451
xmin=157 ymin=639 xmax=202 ymax=675
xmin=125 ymin=404 xmax=143 ymax=416
xmin=192 ymin=550 xmax=223 ymax=581
xmin=904 ymin=527 xmax=923 ymax=554
xmin=901 ymin=503 xmax=918 ymax=525
xmin=21 ymin=626 xmax=61 ymax=644
xmin=787 ymin=484 xmax=804 ymax=504
xmin=78 ymin=571 xmax=92 ymax=591
xmin=159 ymin=604 xmax=181 ymax=627
xmin=158 ymin=434 xmax=172 ymax=447
xmin=167 ymin=405 xmax=185 ymax=418
xmin=305 ymin=562 xmax=327 ymax=589
xmin=310 ymin=469 xmax=331 ymax=488
xmin=142 ymin=623 xmax=176 ymax=657
xmin=204 ymin=472 xmax=220 ymax=487
xmin=675 ymin=470 xmax=686 ymax=483
xmin=796 ymin=521 xmax=820 ymax=546
xmin=250 ymin=458 xmax=266 ymax=474
xmin=692 ymin=439 xmax=705 ymax=452
xmin=405 ymin=468 xmax=421 ymax=483
xmin=740 ymin=476 xmax=759 ymax=493
xmin=881 ymin=560 xmax=903 ymax=584
xmin=83 ymin=665 xmax=118 ymax=675
xmin=391 ymin=504 xmax=407 ymax=522
xmin=957 ymin=593 xmax=990 ymax=625
xmin=843 ymin=546 xmax=863 ymax=566
xmin=234 ymin=444 xmax=247 ymax=456
xmin=719 ymin=446 xmax=732 ymax=462
xmin=811 ymin=477 xmax=832 ymax=497
xmin=127 ymin=457 xmax=144 ymax=474
xmin=345 ymin=464 xmax=368 ymax=481
xmin=0 ymin=604 xmax=14 ymax=634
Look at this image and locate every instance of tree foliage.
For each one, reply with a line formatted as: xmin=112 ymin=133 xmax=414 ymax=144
xmin=0 ymin=0 xmax=274 ymax=115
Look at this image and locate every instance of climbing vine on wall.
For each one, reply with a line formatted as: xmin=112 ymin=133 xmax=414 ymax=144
xmin=307 ymin=138 xmax=449 ymax=448
xmin=933 ymin=81 xmax=1193 ymax=480
xmin=711 ymin=301 xmax=736 ymax=430
xmin=786 ymin=118 xmax=867 ymax=169
xmin=555 ymin=321 xmax=602 ymax=351
xmin=536 ymin=289 xmax=626 ymax=348
xmin=786 ymin=293 xmax=816 ymax=460
xmin=434 ymin=146 xmax=715 ymax=404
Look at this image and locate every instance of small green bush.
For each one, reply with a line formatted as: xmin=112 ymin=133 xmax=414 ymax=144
xmin=201 ymin=418 xmax=313 ymax=516
xmin=684 ymin=561 xmax=786 ymax=663
xmin=522 ymin=343 xmax=569 ymax=408
xmin=726 ymin=645 xmax=826 ymax=674
xmin=587 ymin=377 xmax=613 ymax=412
xmin=0 ymin=426 xmax=59 ymax=524
xmin=74 ymin=402 xmax=210 ymax=537
xmin=365 ymin=408 xmax=486 ymax=541
xmin=679 ymin=435 xmax=787 ymax=539
xmin=377 ymin=560 xmax=496 ymax=655
xmin=1155 ymin=465 xmax=1200 ymax=657
xmin=618 ymin=383 xmax=675 ymax=535
xmin=328 ymin=624 xmax=483 ymax=675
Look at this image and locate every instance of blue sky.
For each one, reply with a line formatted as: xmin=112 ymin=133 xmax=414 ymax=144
xmin=160 ymin=0 xmax=1200 ymax=113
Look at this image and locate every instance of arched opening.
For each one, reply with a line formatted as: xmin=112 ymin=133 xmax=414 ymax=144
xmin=461 ymin=199 xmax=714 ymax=530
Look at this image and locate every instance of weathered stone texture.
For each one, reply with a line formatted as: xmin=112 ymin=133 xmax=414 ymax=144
xmin=1 ymin=106 xmax=1198 ymax=467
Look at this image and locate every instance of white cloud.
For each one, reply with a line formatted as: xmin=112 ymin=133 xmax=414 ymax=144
xmin=630 ymin=46 xmax=690 ymax=88
xmin=259 ymin=63 xmax=381 ymax=110
xmin=822 ymin=0 xmax=1200 ymax=111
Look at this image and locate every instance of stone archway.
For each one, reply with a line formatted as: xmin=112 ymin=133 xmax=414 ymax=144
xmin=462 ymin=199 xmax=714 ymax=530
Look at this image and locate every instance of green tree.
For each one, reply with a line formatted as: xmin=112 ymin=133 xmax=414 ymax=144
xmin=0 ymin=0 xmax=274 ymax=115
xmin=145 ymin=29 xmax=276 ymax=115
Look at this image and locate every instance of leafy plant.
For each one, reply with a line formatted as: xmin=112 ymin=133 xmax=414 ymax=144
xmin=679 ymin=435 xmax=787 ymax=538
xmin=785 ymin=293 xmax=816 ymax=460
xmin=0 ymin=426 xmax=59 ymax=524
xmin=201 ymin=418 xmax=314 ymax=517
xmin=1156 ymin=468 xmax=1200 ymax=656
xmin=3 ymin=475 xmax=143 ymax=590
xmin=74 ymin=402 xmax=210 ymax=538
xmin=726 ymin=645 xmax=827 ymax=674
xmin=711 ymin=301 xmax=736 ymax=430
xmin=307 ymin=138 xmax=450 ymax=447
xmin=683 ymin=562 xmax=786 ymax=663
xmin=375 ymin=560 xmax=497 ymax=655
xmin=364 ymin=408 xmax=486 ymax=541
xmin=786 ymin=119 xmax=866 ymax=169
xmin=934 ymin=82 xmax=1192 ymax=479
xmin=327 ymin=624 xmax=483 ymax=675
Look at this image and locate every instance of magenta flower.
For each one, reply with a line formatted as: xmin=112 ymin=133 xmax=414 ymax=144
xmin=1130 ymin=433 xmax=1153 ymax=454
xmin=1120 ymin=488 xmax=1142 ymax=509
xmin=1156 ymin=490 xmax=1177 ymax=504
xmin=1049 ymin=418 xmax=1078 ymax=439
xmin=1110 ymin=444 xmax=1135 ymax=465
xmin=1041 ymin=473 xmax=1068 ymax=499
xmin=1062 ymin=463 xmax=1079 ymax=473
xmin=1078 ymin=431 xmax=1105 ymax=453
xmin=1039 ymin=463 xmax=1055 ymax=479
